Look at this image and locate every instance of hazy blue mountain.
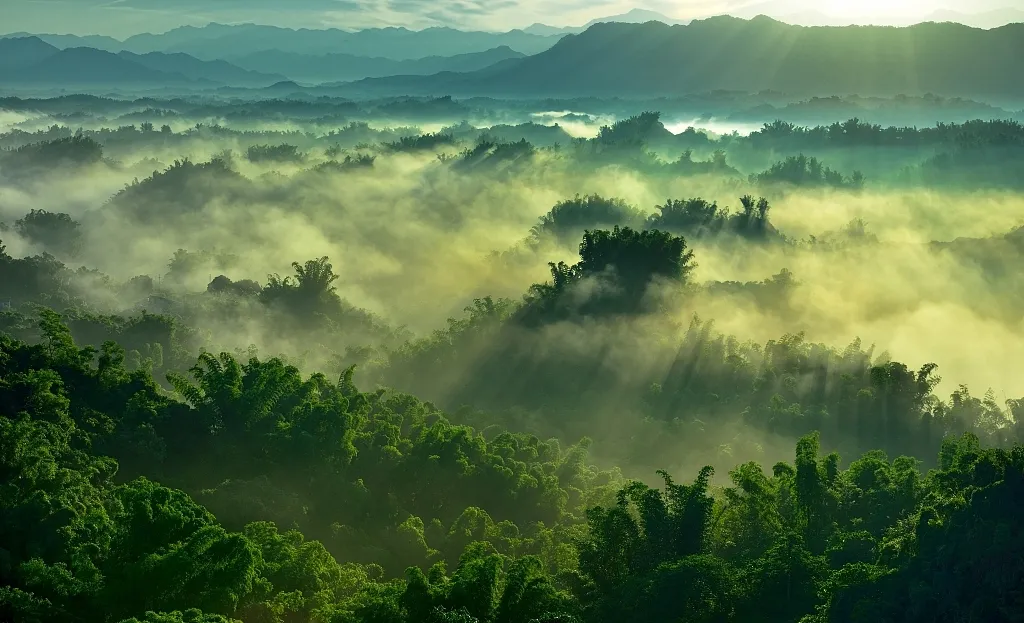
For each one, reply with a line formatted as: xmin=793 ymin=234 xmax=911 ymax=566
xmin=0 ymin=36 xmax=59 ymax=69
xmin=120 ymin=22 xmax=248 ymax=54
xmin=522 ymin=23 xmax=576 ymax=36
xmin=0 ymin=31 xmax=123 ymax=51
xmin=231 ymin=46 xmax=525 ymax=83
xmin=581 ymin=8 xmax=685 ymax=27
xmin=338 ymin=17 xmax=1024 ymax=99
xmin=0 ymin=23 xmax=564 ymax=61
xmin=117 ymin=51 xmax=285 ymax=86
xmin=262 ymin=80 xmax=306 ymax=96
xmin=525 ymin=8 xmax=686 ymax=35
xmin=113 ymin=23 xmax=563 ymax=60
xmin=0 ymin=38 xmax=279 ymax=87
xmin=0 ymin=46 xmax=189 ymax=86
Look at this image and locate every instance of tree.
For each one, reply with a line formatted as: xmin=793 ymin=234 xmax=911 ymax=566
xmin=521 ymin=227 xmax=695 ymax=321
xmin=14 ymin=210 xmax=83 ymax=258
xmin=260 ymin=256 xmax=342 ymax=319
xmin=529 ymin=195 xmax=646 ymax=246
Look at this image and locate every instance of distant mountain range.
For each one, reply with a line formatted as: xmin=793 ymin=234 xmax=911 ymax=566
xmin=735 ymin=7 xmax=1024 ymax=28
xmin=0 ymin=37 xmax=282 ymax=87
xmin=923 ymin=8 xmax=1024 ymax=29
xmin=0 ymin=23 xmax=564 ymax=61
xmin=0 ymin=35 xmax=56 ymax=69
xmin=522 ymin=4 xmax=1024 ymax=32
xmin=728 ymin=1 xmax=1024 ymax=27
xmin=335 ymin=17 xmax=1024 ymax=100
xmin=524 ymin=8 xmax=687 ymax=35
xmin=3 ymin=4 xmax=1022 ymax=62
xmin=0 ymin=31 xmax=124 ymax=52
xmin=0 ymin=36 xmax=524 ymax=87
xmin=526 ymin=5 xmax=1024 ymax=33
xmin=3 ymin=16 xmax=1024 ymax=98
xmin=229 ymin=46 xmax=525 ymax=84
xmin=0 ymin=43 xmax=188 ymax=87
xmin=118 ymin=51 xmax=284 ymax=86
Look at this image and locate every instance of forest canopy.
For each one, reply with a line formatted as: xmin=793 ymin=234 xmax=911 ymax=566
xmin=2 ymin=91 xmax=1024 ymax=623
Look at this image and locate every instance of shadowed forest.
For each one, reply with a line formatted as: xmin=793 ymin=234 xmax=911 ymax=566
xmin=3 ymin=88 xmax=1024 ymax=623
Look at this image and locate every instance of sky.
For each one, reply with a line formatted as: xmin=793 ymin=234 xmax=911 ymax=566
xmin=3 ymin=0 xmax=1022 ymax=38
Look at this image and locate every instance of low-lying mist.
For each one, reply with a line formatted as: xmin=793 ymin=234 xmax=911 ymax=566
xmin=3 ymin=101 xmax=1024 ymax=482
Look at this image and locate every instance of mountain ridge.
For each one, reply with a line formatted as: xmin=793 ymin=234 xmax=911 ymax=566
xmin=127 ymin=23 xmax=562 ymax=60
xmin=923 ymin=7 xmax=1024 ymax=28
xmin=0 ymin=46 xmax=189 ymax=86
xmin=0 ymin=36 xmax=59 ymax=68
xmin=117 ymin=50 xmax=285 ymax=86
xmin=1 ymin=22 xmax=564 ymax=61
xmin=4 ymin=18 xmax=1024 ymax=97
xmin=0 ymin=39 xmax=278 ymax=87
xmin=331 ymin=17 xmax=1024 ymax=99
xmin=5 ymin=8 xmax=1023 ymax=63
xmin=229 ymin=46 xmax=526 ymax=83
xmin=524 ymin=8 xmax=687 ymax=35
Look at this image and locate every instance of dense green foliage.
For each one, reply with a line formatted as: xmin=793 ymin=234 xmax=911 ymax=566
xmin=2 ymin=315 xmax=1022 ymax=623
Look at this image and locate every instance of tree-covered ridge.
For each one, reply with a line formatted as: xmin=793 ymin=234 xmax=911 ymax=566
xmin=2 ymin=314 xmax=1023 ymax=623
xmin=4 ymin=112 xmax=1024 ymax=191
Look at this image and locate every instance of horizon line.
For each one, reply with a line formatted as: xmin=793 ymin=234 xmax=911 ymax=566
xmin=4 ymin=9 xmax=1024 ymax=41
